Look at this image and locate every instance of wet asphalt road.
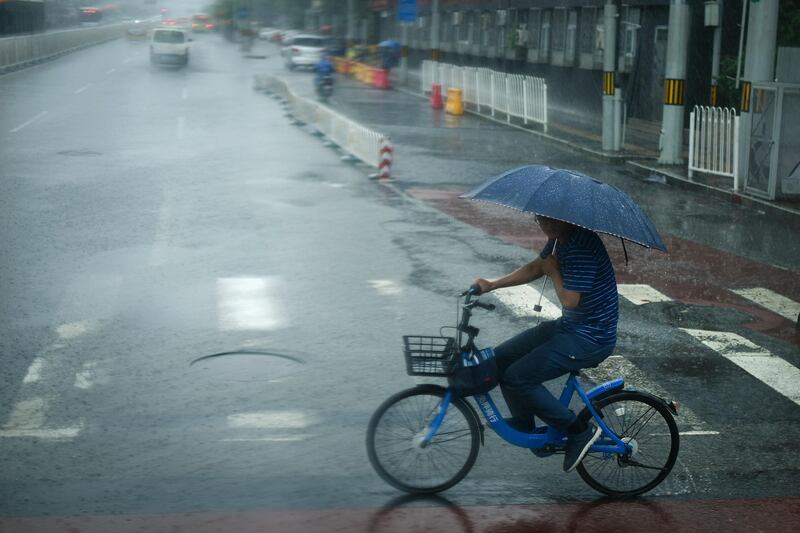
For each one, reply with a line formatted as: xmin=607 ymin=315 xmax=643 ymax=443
xmin=1 ymin=33 xmax=799 ymax=531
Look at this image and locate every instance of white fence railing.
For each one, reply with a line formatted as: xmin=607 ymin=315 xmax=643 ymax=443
xmin=254 ymin=75 xmax=386 ymax=169
xmin=0 ymin=25 xmax=126 ymax=71
xmin=688 ymin=106 xmax=740 ymax=188
xmin=421 ymin=60 xmax=548 ymax=131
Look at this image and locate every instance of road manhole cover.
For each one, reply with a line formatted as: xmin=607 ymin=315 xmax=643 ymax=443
xmin=189 ymin=350 xmax=305 ymax=382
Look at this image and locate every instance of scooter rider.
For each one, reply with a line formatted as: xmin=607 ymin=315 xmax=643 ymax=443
xmin=313 ymin=54 xmax=334 ymax=91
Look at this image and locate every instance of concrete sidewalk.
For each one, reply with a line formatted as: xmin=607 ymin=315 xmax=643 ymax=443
xmin=399 ymin=67 xmax=799 ymax=217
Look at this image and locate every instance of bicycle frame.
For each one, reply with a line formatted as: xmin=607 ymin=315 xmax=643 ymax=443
xmin=423 ymin=374 xmax=630 ymax=454
xmin=423 ymin=289 xmax=632 ymax=455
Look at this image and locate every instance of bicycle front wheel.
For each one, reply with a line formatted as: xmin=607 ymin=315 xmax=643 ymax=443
xmin=577 ymin=391 xmax=680 ymax=497
xmin=366 ymin=385 xmax=480 ymax=494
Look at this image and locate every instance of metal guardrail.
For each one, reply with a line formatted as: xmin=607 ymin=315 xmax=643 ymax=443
xmin=0 ymin=25 xmax=126 ymax=72
xmin=254 ymin=74 xmax=387 ymax=170
xmin=688 ymin=105 xmax=740 ymax=188
xmin=421 ymin=60 xmax=548 ymax=131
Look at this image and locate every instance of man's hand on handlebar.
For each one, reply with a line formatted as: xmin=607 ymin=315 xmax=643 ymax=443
xmin=471 ymin=278 xmax=494 ymax=295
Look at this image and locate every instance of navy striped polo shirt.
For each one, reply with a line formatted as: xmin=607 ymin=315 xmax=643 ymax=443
xmin=540 ymin=228 xmax=618 ymax=345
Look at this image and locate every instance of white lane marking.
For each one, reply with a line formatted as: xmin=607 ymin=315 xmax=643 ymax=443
xmin=368 ymin=280 xmax=402 ymax=296
xmin=57 ymin=320 xmax=95 ymax=340
xmin=222 ymin=435 xmax=312 ymax=442
xmin=617 ymin=284 xmax=672 ymax=305
xmin=74 ymin=362 xmax=101 ymax=390
xmin=227 ymin=411 xmax=313 ymax=429
xmin=682 ymin=329 xmax=800 ymax=407
xmin=9 ymin=111 xmax=48 ymax=133
xmin=493 ymin=284 xmax=561 ymax=320
xmin=22 ymin=358 xmax=45 ymax=384
xmin=75 ymin=84 xmax=92 ymax=94
xmin=0 ymin=426 xmax=83 ymax=439
xmin=177 ymin=116 xmax=185 ymax=139
xmin=584 ymin=355 xmax=711 ymax=432
xmin=678 ymin=431 xmax=720 ymax=436
xmin=0 ymin=398 xmax=84 ymax=439
xmin=106 ymin=68 xmax=116 ymax=75
xmin=217 ymin=277 xmax=287 ymax=331
xmin=730 ymin=287 xmax=800 ymax=323
xmin=181 ymin=87 xmax=188 ymax=99
xmin=680 ymin=329 xmax=769 ymax=355
xmin=3 ymin=398 xmax=48 ymax=429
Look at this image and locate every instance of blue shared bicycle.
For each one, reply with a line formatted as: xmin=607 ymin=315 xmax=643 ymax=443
xmin=366 ymin=287 xmax=680 ymax=497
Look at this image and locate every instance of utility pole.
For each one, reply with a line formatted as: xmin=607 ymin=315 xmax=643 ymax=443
xmin=709 ymin=0 xmax=723 ymax=106
xmin=738 ymin=0 xmax=779 ymax=189
xmin=430 ymin=0 xmax=440 ymax=61
xmin=601 ymin=1 xmax=618 ymax=152
xmin=400 ymin=22 xmax=409 ymax=85
xmin=347 ymin=0 xmax=356 ymax=48
xmin=658 ymin=0 xmax=690 ymax=165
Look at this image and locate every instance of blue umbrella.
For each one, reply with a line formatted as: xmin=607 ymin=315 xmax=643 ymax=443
xmin=462 ymin=165 xmax=667 ymax=253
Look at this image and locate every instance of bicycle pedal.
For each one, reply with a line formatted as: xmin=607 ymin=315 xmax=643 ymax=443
xmin=530 ymin=446 xmax=556 ymax=458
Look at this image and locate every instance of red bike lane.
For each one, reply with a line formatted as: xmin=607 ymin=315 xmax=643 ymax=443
xmin=2 ymin=495 xmax=798 ymax=532
xmin=406 ymin=188 xmax=800 ymax=346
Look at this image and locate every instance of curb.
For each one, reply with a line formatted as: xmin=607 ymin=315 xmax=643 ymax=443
xmin=626 ymin=160 xmax=800 ymax=218
xmin=394 ymin=82 xmax=799 ymax=219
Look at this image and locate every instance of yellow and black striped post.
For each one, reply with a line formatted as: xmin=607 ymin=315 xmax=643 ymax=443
xmin=740 ymin=81 xmax=752 ymax=113
xmin=603 ymin=71 xmax=615 ymax=96
xmin=710 ymin=84 xmax=718 ymax=107
xmin=431 ymin=48 xmax=440 ymax=62
xmin=664 ymin=78 xmax=685 ymax=106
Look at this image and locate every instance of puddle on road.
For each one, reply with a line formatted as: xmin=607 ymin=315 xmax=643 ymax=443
xmin=189 ymin=350 xmax=305 ymax=382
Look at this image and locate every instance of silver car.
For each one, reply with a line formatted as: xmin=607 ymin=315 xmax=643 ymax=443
xmin=283 ymin=34 xmax=326 ymax=70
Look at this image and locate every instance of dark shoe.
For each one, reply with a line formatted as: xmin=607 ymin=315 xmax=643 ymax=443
xmin=563 ymin=424 xmax=601 ymax=472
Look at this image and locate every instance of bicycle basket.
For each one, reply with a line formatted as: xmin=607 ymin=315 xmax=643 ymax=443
xmin=403 ymin=336 xmax=457 ymax=376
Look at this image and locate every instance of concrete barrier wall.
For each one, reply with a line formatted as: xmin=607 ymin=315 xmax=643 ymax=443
xmin=254 ymin=74 xmax=387 ymax=170
xmin=0 ymin=24 xmax=126 ymax=72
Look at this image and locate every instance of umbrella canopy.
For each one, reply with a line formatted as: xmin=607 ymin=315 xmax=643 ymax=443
xmin=462 ymin=165 xmax=667 ymax=252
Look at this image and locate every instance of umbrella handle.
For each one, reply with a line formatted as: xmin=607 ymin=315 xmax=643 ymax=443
xmin=534 ymin=240 xmax=557 ymax=323
xmin=533 ymin=276 xmax=548 ymax=314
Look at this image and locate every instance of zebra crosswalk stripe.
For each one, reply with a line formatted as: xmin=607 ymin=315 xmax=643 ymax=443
xmin=583 ymin=355 xmax=711 ymax=433
xmin=492 ymin=284 xmax=560 ymax=320
xmin=617 ymin=284 xmax=672 ymax=305
xmin=730 ymin=287 xmax=800 ymax=323
xmin=681 ymin=329 xmax=800 ymax=407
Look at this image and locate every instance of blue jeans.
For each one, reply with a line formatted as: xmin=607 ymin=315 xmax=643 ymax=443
xmin=495 ymin=319 xmax=615 ymax=433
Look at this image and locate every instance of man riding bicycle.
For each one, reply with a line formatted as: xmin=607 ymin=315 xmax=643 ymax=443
xmin=473 ymin=215 xmax=618 ymax=472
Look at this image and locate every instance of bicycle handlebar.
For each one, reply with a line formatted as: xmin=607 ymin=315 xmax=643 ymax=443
xmin=461 ymin=284 xmax=482 ymax=297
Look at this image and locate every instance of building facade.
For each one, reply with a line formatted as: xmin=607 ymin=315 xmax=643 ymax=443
xmin=367 ymin=0 xmax=743 ymax=123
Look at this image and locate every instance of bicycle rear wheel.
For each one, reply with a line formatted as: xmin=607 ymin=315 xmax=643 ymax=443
xmin=577 ymin=391 xmax=680 ymax=497
xmin=366 ymin=385 xmax=480 ymax=494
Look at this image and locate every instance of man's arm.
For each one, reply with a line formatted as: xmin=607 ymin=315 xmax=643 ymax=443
xmin=474 ymin=257 xmax=546 ymax=294
xmin=541 ymin=256 xmax=581 ymax=309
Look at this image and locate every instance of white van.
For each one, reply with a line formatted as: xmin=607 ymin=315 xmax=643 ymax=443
xmin=150 ymin=28 xmax=190 ymax=66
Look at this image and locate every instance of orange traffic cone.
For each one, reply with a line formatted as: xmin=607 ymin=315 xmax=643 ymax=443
xmin=373 ymin=69 xmax=391 ymax=89
xmin=431 ymin=83 xmax=443 ymax=109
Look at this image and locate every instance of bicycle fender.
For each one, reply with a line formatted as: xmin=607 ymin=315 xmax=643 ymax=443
xmin=411 ymin=385 xmax=485 ymax=446
xmin=622 ymin=389 xmax=680 ymax=416
xmin=581 ymin=389 xmax=679 ymax=418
